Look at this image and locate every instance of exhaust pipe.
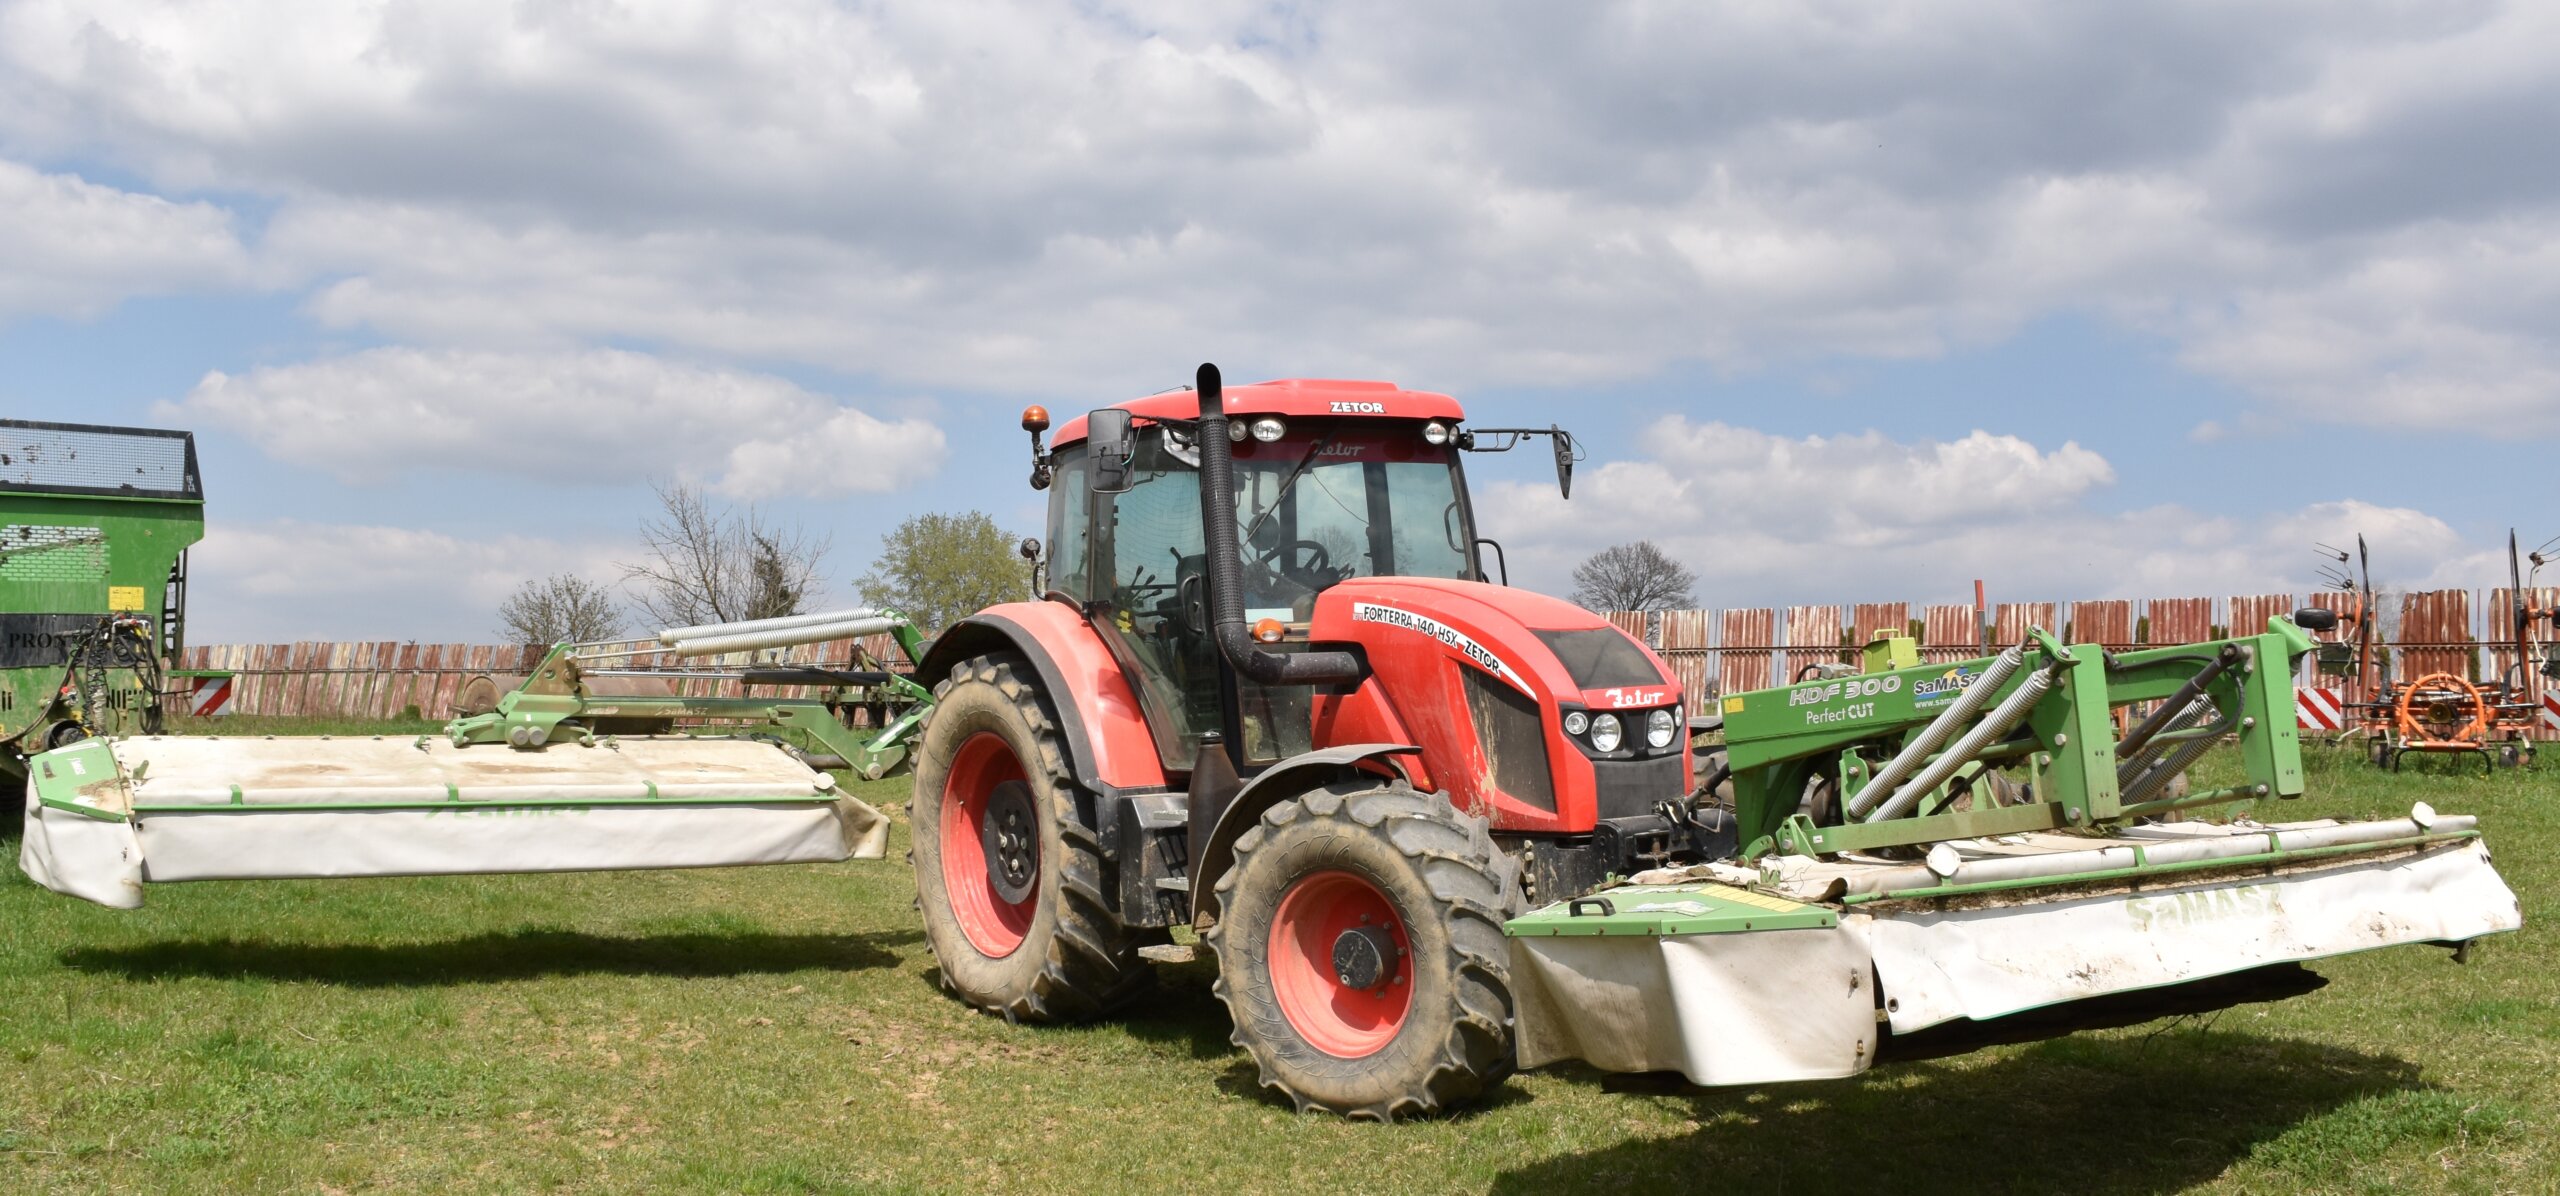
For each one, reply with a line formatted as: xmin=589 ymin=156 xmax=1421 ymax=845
xmin=1192 ymin=363 xmax=1364 ymax=687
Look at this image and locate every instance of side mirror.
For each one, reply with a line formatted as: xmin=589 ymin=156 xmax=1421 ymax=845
xmin=1551 ymin=427 xmax=1576 ymax=500
xmin=1090 ymin=408 xmax=1136 ymax=493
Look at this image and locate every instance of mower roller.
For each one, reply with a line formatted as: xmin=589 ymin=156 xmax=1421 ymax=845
xmin=19 ymin=366 xmax=2522 ymax=1121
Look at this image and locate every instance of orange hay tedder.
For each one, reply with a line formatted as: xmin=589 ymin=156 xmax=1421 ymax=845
xmin=2314 ymin=532 xmax=2557 ymax=771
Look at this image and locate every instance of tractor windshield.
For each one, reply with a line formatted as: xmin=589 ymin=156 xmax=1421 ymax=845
xmin=1228 ymin=427 xmax=1475 ymax=611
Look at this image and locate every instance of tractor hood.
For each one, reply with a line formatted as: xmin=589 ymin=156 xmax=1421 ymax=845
xmin=1305 ymin=576 xmax=1690 ymax=836
xmin=1310 ymin=577 xmax=1676 ymax=709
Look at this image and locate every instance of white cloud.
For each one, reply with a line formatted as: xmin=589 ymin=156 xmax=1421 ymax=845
xmin=1480 ymin=421 xmax=2483 ymax=608
xmin=0 ymin=158 xmax=246 ymax=318
xmin=160 ymin=347 xmax=947 ymax=497
xmin=190 ymin=518 xmax=630 ymax=642
xmin=0 ymin=1 xmax=2553 ymax=428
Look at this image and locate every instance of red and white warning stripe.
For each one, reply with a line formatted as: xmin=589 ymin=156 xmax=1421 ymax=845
xmin=2542 ymin=693 xmax=2560 ymax=732
xmin=189 ymin=674 xmax=233 ymax=717
xmin=2295 ymin=687 xmax=2345 ymax=732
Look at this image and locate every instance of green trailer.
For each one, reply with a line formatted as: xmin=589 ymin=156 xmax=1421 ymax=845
xmin=0 ymin=418 xmax=204 ymax=782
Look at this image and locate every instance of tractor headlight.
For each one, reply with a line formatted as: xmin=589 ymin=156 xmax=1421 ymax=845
xmin=1646 ymin=707 xmax=1678 ymax=749
xmin=1250 ymin=416 xmax=1287 ymax=443
xmin=1562 ymin=710 xmax=1589 ymax=737
xmin=1228 ymin=419 xmax=1249 ymax=442
xmin=1422 ymin=420 xmax=1452 ymax=445
xmin=1589 ymin=713 xmax=1623 ymax=753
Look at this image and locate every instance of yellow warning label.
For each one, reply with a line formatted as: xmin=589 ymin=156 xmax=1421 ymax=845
xmin=1705 ymin=884 xmax=1807 ymax=913
xmin=107 ymin=585 xmax=147 ymax=611
xmin=1722 ymin=696 xmax=1745 ymax=713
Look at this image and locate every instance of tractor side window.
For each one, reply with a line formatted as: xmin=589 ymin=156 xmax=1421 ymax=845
xmin=1045 ymin=446 xmax=1090 ymax=600
xmin=1380 ymin=456 xmax=1473 ymax=581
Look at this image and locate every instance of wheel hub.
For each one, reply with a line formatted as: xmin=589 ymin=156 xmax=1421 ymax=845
xmin=1331 ymin=925 xmax=1398 ymax=990
xmin=980 ymin=779 xmax=1041 ymax=905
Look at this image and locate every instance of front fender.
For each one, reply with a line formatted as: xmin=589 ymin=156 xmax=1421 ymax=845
xmin=919 ymin=602 xmax=1167 ymax=794
xmin=1190 ymin=743 xmax=1418 ymax=926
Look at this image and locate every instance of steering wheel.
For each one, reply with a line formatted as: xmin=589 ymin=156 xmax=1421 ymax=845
xmin=1274 ymin=538 xmax=1330 ymax=572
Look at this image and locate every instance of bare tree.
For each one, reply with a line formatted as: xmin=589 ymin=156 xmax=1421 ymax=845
xmin=621 ymin=480 xmax=831 ymax=630
xmin=497 ymin=574 xmax=625 ymax=646
xmin=1570 ymin=541 xmax=1697 ymax=612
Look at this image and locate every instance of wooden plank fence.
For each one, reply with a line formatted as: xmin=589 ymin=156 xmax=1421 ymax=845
xmin=1606 ymin=587 xmax=2552 ymax=740
xmin=176 ymin=586 xmax=2554 ymax=740
xmin=179 ymin=632 xmax=912 ymax=724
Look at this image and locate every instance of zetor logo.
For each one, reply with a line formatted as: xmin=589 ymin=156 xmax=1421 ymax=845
xmin=1330 ymin=401 xmax=1386 ymax=414
xmin=1601 ymin=688 xmax=1665 ymax=708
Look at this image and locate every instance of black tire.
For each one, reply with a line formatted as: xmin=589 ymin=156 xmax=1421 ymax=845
xmin=911 ymin=653 xmax=1151 ymax=1022
xmin=1205 ymin=780 xmax=1517 ymax=1120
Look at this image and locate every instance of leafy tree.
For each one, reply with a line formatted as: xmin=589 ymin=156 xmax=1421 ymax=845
xmin=855 ymin=511 xmax=1031 ymax=632
xmin=621 ymin=480 xmax=831 ymax=629
xmin=497 ymin=574 xmax=624 ymax=646
xmin=1570 ymin=540 xmax=1696 ymax=613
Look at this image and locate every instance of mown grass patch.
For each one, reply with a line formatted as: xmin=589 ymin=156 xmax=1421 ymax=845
xmin=2 ymin=736 xmax=2551 ymax=1193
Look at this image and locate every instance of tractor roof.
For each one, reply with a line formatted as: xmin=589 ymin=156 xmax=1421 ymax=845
xmin=1051 ymin=378 xmax=1464 ymax=446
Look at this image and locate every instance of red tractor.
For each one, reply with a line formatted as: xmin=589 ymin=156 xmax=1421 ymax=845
xmin=908 ymin=365 xmax=1697 ymax=1118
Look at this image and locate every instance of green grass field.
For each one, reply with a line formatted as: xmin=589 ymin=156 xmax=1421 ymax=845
xmin=3 ymin=721 xmax=2552 ymax=1194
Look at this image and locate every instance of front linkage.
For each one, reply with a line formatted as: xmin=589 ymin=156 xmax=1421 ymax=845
xmin=1724 ymin=616 xmax=2320 ymax=864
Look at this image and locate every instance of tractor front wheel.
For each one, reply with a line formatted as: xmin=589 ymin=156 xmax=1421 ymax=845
xmin=1206 ymin=780 xmax=1516 ymax=1120
xmin=911 ymin=653 xmax=1151 ymax=1022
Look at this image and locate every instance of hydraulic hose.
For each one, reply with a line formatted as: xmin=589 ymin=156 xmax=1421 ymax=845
xmin=1192 ymin=363 xmax=1364 ymax=687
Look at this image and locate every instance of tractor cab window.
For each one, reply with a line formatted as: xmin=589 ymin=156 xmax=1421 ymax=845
xmin=1096 ymin=435 xmax=1220 ymax=761
xmin=1229 ymin=431 xmax=1475 ymax=619
xmin=1044 ymin=445 xmax=1091 ymax=599
xmin=1091 ymin=419 xmax=1477 ymax=769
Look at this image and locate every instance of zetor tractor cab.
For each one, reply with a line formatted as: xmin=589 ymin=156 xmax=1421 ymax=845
xmin=911 ymin=364 xmax=1693 ymax=1117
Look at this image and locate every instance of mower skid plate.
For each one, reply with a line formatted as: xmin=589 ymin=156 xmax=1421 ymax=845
xmin=19 ymin=735 xmax=888 ymax=910
xmin=1503 ymin=817 xmax=2521 ymax=1088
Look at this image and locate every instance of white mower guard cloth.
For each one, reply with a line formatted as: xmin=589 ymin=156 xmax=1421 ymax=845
xmin=1859 ymin=837 xmax=2521 ymax=1035
xmin=1510 ymin=925 xmax=1878 ymax=1086
xmin=21 ymin=786 xmax=147 ymax=909
xmin=1506 ymin=831 xmax=2519 ymax=1088
xmin=19 ymin=735 xmax=888 ymax=907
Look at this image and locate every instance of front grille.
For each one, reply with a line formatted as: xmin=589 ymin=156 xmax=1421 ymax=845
xmin=1592 ymin=753 xmax=1688 ymax=821
xmin=1464 ymin=668 xmax=1556 ymax=811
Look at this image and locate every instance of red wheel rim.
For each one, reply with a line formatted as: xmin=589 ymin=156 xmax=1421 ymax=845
xmin=939 ymin=732 xmax=1036 ymax=958
xmin=1268 ymin=869 xmax=1413 ymax=1058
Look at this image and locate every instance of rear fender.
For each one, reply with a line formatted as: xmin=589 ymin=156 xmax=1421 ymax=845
xmin=917 ymin=603 xmax=1167 ymax=795
xmin=1189 ymin=743 xmax=1418 ymax=926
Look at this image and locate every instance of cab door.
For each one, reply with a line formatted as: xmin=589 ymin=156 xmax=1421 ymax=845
xmin=1077 ymin=434 xmax=1228 ymax=772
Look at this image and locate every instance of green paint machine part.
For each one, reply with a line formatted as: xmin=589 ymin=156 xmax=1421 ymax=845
xmin=1506 ymin=883 xmax=1838 ymax=937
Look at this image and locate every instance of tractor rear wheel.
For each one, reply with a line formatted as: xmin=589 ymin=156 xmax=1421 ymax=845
xmin=911 ymin=653 xmax=1151 ymax=1022
xmin=1206 ymin=780 xmax=1516 ymax=1120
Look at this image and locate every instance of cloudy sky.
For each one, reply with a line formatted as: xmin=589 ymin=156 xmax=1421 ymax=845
xmin=4 ymin=1 xmax=2553 ymax=642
